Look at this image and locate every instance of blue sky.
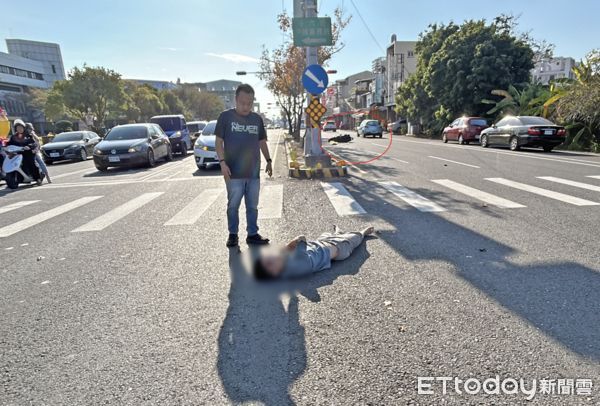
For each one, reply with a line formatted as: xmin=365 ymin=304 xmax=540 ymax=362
xmin=2 ymin=0 xmax=599 ymax=116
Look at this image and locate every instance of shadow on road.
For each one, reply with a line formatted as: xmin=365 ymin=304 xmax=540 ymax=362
xmin=347 ymin=176 xmax=600 ymax=361
xmin=218 ymin=241 xmax=370 ymax=405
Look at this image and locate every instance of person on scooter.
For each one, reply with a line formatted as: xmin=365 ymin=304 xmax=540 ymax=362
xmin=26 ymin=122 xmax=51 ymax=183
xmin=8 ymin=119 xmax=43 ymax=186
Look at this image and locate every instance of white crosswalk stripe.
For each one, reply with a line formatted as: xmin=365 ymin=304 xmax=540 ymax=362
xmin=72 ymin=192 xmax=163 ymax=232
xmin=258 ymin=184 xmax=284 ymax=219
xmin=0 ymin=200 xmax=40 ymax=215
xmin=164 ymin=189 xmax=223 ymax=226
xmin=586 ymin=175 xmax=600 ymax=180
xmin=537 ymin=176 xmax=600 ymax=193
xmin=0 ymin=196 xmax=103 ymax=238
xmin=321 ymin=182 xmax=366 ymax=216
xmin=486 ymin=178 xmax=599 ymax=206
xmin=432 ymin=179 xmax=525 ymax=208
xmin=380 ymin=181 xmax=446 ymax=212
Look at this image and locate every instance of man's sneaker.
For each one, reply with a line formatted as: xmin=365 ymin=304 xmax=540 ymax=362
xmin=226 ymin=234 xmax=239 ymax=247
xmin=246 ymin=234 xmax=270 ymax=245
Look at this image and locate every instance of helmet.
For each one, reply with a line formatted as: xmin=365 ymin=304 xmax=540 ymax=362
xmin=26 ymin=122 xmax=34 ymax=131
xmin=13 ymin=118 xmax=26 ymax=131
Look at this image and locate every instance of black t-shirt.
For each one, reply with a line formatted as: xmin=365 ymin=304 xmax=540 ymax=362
xmin=215 ymin=109 xmax=267 ymax=179
xmin=8 ymin=134 xmax=38 ymax=157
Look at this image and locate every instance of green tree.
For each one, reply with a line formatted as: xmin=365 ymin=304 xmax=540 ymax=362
xmin=44 ymin=65 xmax=126 ymax=131
xmin=482 ymin=83 xmax=550 ymax=117
xmin=396 ymin=16 xmax=536 ymax=134
xmin=159 ymin=90 xmax=186 ymax=116
xmin=124 ymin=82 xmax=164 ymax=122
xmin=171 ymin=84 xmax=224 ymax=120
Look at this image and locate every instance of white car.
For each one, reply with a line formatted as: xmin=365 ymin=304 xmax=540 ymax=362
xmin=194 ymin=120 xmax=218 ymax=169
xmin=323 ymin=121 xmax=337 ymax=132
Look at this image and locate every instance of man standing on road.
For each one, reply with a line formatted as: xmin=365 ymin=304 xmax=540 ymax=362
xmin=215 ymin=83 xmax=273 ymax=247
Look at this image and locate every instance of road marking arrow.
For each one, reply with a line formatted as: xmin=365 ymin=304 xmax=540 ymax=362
xmin=305 ymin=69 xmax=325 ymax=88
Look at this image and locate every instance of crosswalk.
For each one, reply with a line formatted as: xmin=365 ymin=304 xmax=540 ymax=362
xmin=0 ymin=174 xmax=598 ymax=238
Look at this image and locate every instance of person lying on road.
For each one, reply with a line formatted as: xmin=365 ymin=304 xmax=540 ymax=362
xmin=253 ymin=226 xmax=375 ymax=280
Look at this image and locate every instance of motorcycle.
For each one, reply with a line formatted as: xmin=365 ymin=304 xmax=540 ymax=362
xmin=1 ymin=145 xmax=44 ymax=189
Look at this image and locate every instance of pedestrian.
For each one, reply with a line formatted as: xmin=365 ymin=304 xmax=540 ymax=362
xmin=253 ymin=225 xmax=375 ymax=280
xmin=8 ymin=119 xmax=43 ymax=185
xmin=215 ymin=83 xmax=273 ymax=247
xmin=26 ymin=123 xmax=51 ymax=183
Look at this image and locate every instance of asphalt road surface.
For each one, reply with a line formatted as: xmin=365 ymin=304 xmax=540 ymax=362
xmin=1 ymin=129 xmax=599 ymax=405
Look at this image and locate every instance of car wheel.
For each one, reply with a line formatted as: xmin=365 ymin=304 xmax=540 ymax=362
xmin=378 ymin=134 xmax=383 ymax=138
xmin=180 ymin=143 xmax=187 ymax=156
xmin=79 ymin=148 xmax=88 ymax=161
xmin=95 ymin=164 xmax=108 ymax=172
xmin=543 ymin=146 xmax=554 ymax=153
xmin=509 ymin=136 xmax=520 ymax=151
xmin=165 ymin=145 xmax=173 ymax=162
xmin=44 ymin=159 xmax=53 ymax=165
xmin=6 ymin=172 xmax=19 ymax=189
xmin=147 ymin=149 xmax=156 ymax=167
xmin=480 ymin=134 xmax=489 ymax=148
xmin=442 ymin=133 xmax=448 ymax=143
xmin=458 ymin=135 xmax=465 ymax=145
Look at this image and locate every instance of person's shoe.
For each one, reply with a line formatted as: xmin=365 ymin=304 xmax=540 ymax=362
xmin=35 ymin=179 xmax=43 ymax=186
xmin=246 ymin=233 xmax=270 ymax=245
xmin=226 ymin=234 xmax=239 ymax=247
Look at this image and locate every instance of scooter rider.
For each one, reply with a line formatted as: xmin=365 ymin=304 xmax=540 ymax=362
xmin=9 ymin=119 xmax=43 ymax=186
xmin=26 ymin=122 xmax=51 ymax=183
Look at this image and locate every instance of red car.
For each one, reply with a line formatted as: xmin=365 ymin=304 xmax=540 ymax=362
xmin=442 ymin=117 xmax=489 ymax=145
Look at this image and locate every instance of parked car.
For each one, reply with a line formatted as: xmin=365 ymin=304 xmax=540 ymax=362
xmin=187 ymin=120 xmax=207 ymax=145
xmin=41 ymin=131 xmax=101 ymax=164
xmin=480 ymin=116 xmax=566 ymax=152
xmin=150 ymin=114 xmax=191 ymax=155
xmin=387 ymin=119 xmax=406 ymax=135
xmin=93 ymin=124 xmax=172 ymax=171
xmin=357 ymin=119 xmax=383 ymax=138
xmin=323 ymin=121 xmax=337 ymax=132
xmin=194 ymin=120 xmax=218 ymax=169
xmin=442 ymin=117 xmax=488 ymax=145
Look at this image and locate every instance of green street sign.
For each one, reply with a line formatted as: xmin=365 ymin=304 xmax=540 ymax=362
xmin=292 ymin=17 xmax=333 ymax=47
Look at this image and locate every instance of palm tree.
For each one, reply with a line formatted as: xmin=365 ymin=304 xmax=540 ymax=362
xmin=482 ymin=83 xmax=549 ymax=116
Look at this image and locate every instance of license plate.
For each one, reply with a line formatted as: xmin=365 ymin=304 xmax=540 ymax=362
xmin=544 ymin=130 xmax=554 ymax=135
xmin=49 ymin=152 xmax=60 ymax=158
xmin=108 ymin=156 xmax=121 ymax=163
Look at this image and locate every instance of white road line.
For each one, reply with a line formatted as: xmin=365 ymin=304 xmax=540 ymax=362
xmin=140 ymin=160 xmax=189 ymax=181
xmin=271 ymin=131 xmax=282 ymax=170
xmin=321 ymin=182 xmax=366 ymax=216
xmin=391 ymin=157 xmax=410 ymax=164
xmin=397 ymin=138 xmax=600 ymax=169
xmin=428 ymin=156 xmax=480 ymax=168
xmin=51 ymin=168 xmax=96 ymax=180
xmin=537 ymin=176 xmax=600 ymax=192
xmin=587 ymin=175 xmax=600 ymax=180
xmin=370 ymin=142 xmax=387 ymax=148
xmin=258 ymin=184 xmax=284 ymax=219
xmin=0 ymin=196 xmax=102 ymax=238
xmin=0 ymin=200 xmax=40 ymax=215
xmin=432 ymin=179 xmax=525 ymax=209
xmin=72 ymin=192 xmax=163 ymax=232
xmin=164 ymin=189 xmax=223 ymax=226
xmin=380 ymin=181 xmax=446 ymax=212
xmin=485 ymin=178 xmax=599 ymax=206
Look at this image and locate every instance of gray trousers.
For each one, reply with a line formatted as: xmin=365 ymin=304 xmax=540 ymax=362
xmin=317 ymin=231 xmax=364 ymax=260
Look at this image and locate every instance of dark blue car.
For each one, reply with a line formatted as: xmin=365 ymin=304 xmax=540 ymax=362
xmin=150 ymin=114 xmax=191 ymax=155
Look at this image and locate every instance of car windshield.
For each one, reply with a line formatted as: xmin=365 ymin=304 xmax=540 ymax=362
xmin=519 ymin=117 xmax=554 ymax=126
xmin=151 ymin=117 xmax=182 ymax=131
xmin=326 ymin=122 xmax=335 ymax=125
xmin=104 ymin=126 xmax=148 ymax=141
xmin=470 ymin=119 xmax=487 ymax=126
xmin=202 ymin=121 xmax=217 ymax=135
xmin=52 ymin=132 xmax=84 ymax=142
xmin=366 ymin=121 xmax=379 ymax=126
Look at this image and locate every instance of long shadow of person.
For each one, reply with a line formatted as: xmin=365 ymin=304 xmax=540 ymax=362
xmin=217 ymin=240 xmax=372 ymax=405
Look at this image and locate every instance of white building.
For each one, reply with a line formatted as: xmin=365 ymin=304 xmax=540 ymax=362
xmin=385 ymin=36 xmax=417 ymax=119
xmin=532 ymin=57 xmax=577 ymax=85
xmin=0 ymin=39 xmax=65 ymax=120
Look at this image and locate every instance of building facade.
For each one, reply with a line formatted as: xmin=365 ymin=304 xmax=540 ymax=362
xmin=532 ymin=57 xmax=577 ymax=85
xmin=385 ymin=36 xmax=417 ymax=120
xmin=202 ymin=79 xmax=242 ymax=110
xmin=0 ymin=39 xmax=65 ymax=123
xmin=128 ymin=79 xmax=177 ymax=91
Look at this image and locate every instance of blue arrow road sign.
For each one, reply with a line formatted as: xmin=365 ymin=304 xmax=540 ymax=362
xmin=302 ymin=64 xmax=329 ymax=95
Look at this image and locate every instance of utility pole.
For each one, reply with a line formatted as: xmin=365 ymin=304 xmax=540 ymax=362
xmin=297 ymin=0 xmax=331 ymax=167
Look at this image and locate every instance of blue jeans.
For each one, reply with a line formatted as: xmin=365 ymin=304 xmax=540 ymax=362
xmin=225 ymin=178 xmax=260 ymax=235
